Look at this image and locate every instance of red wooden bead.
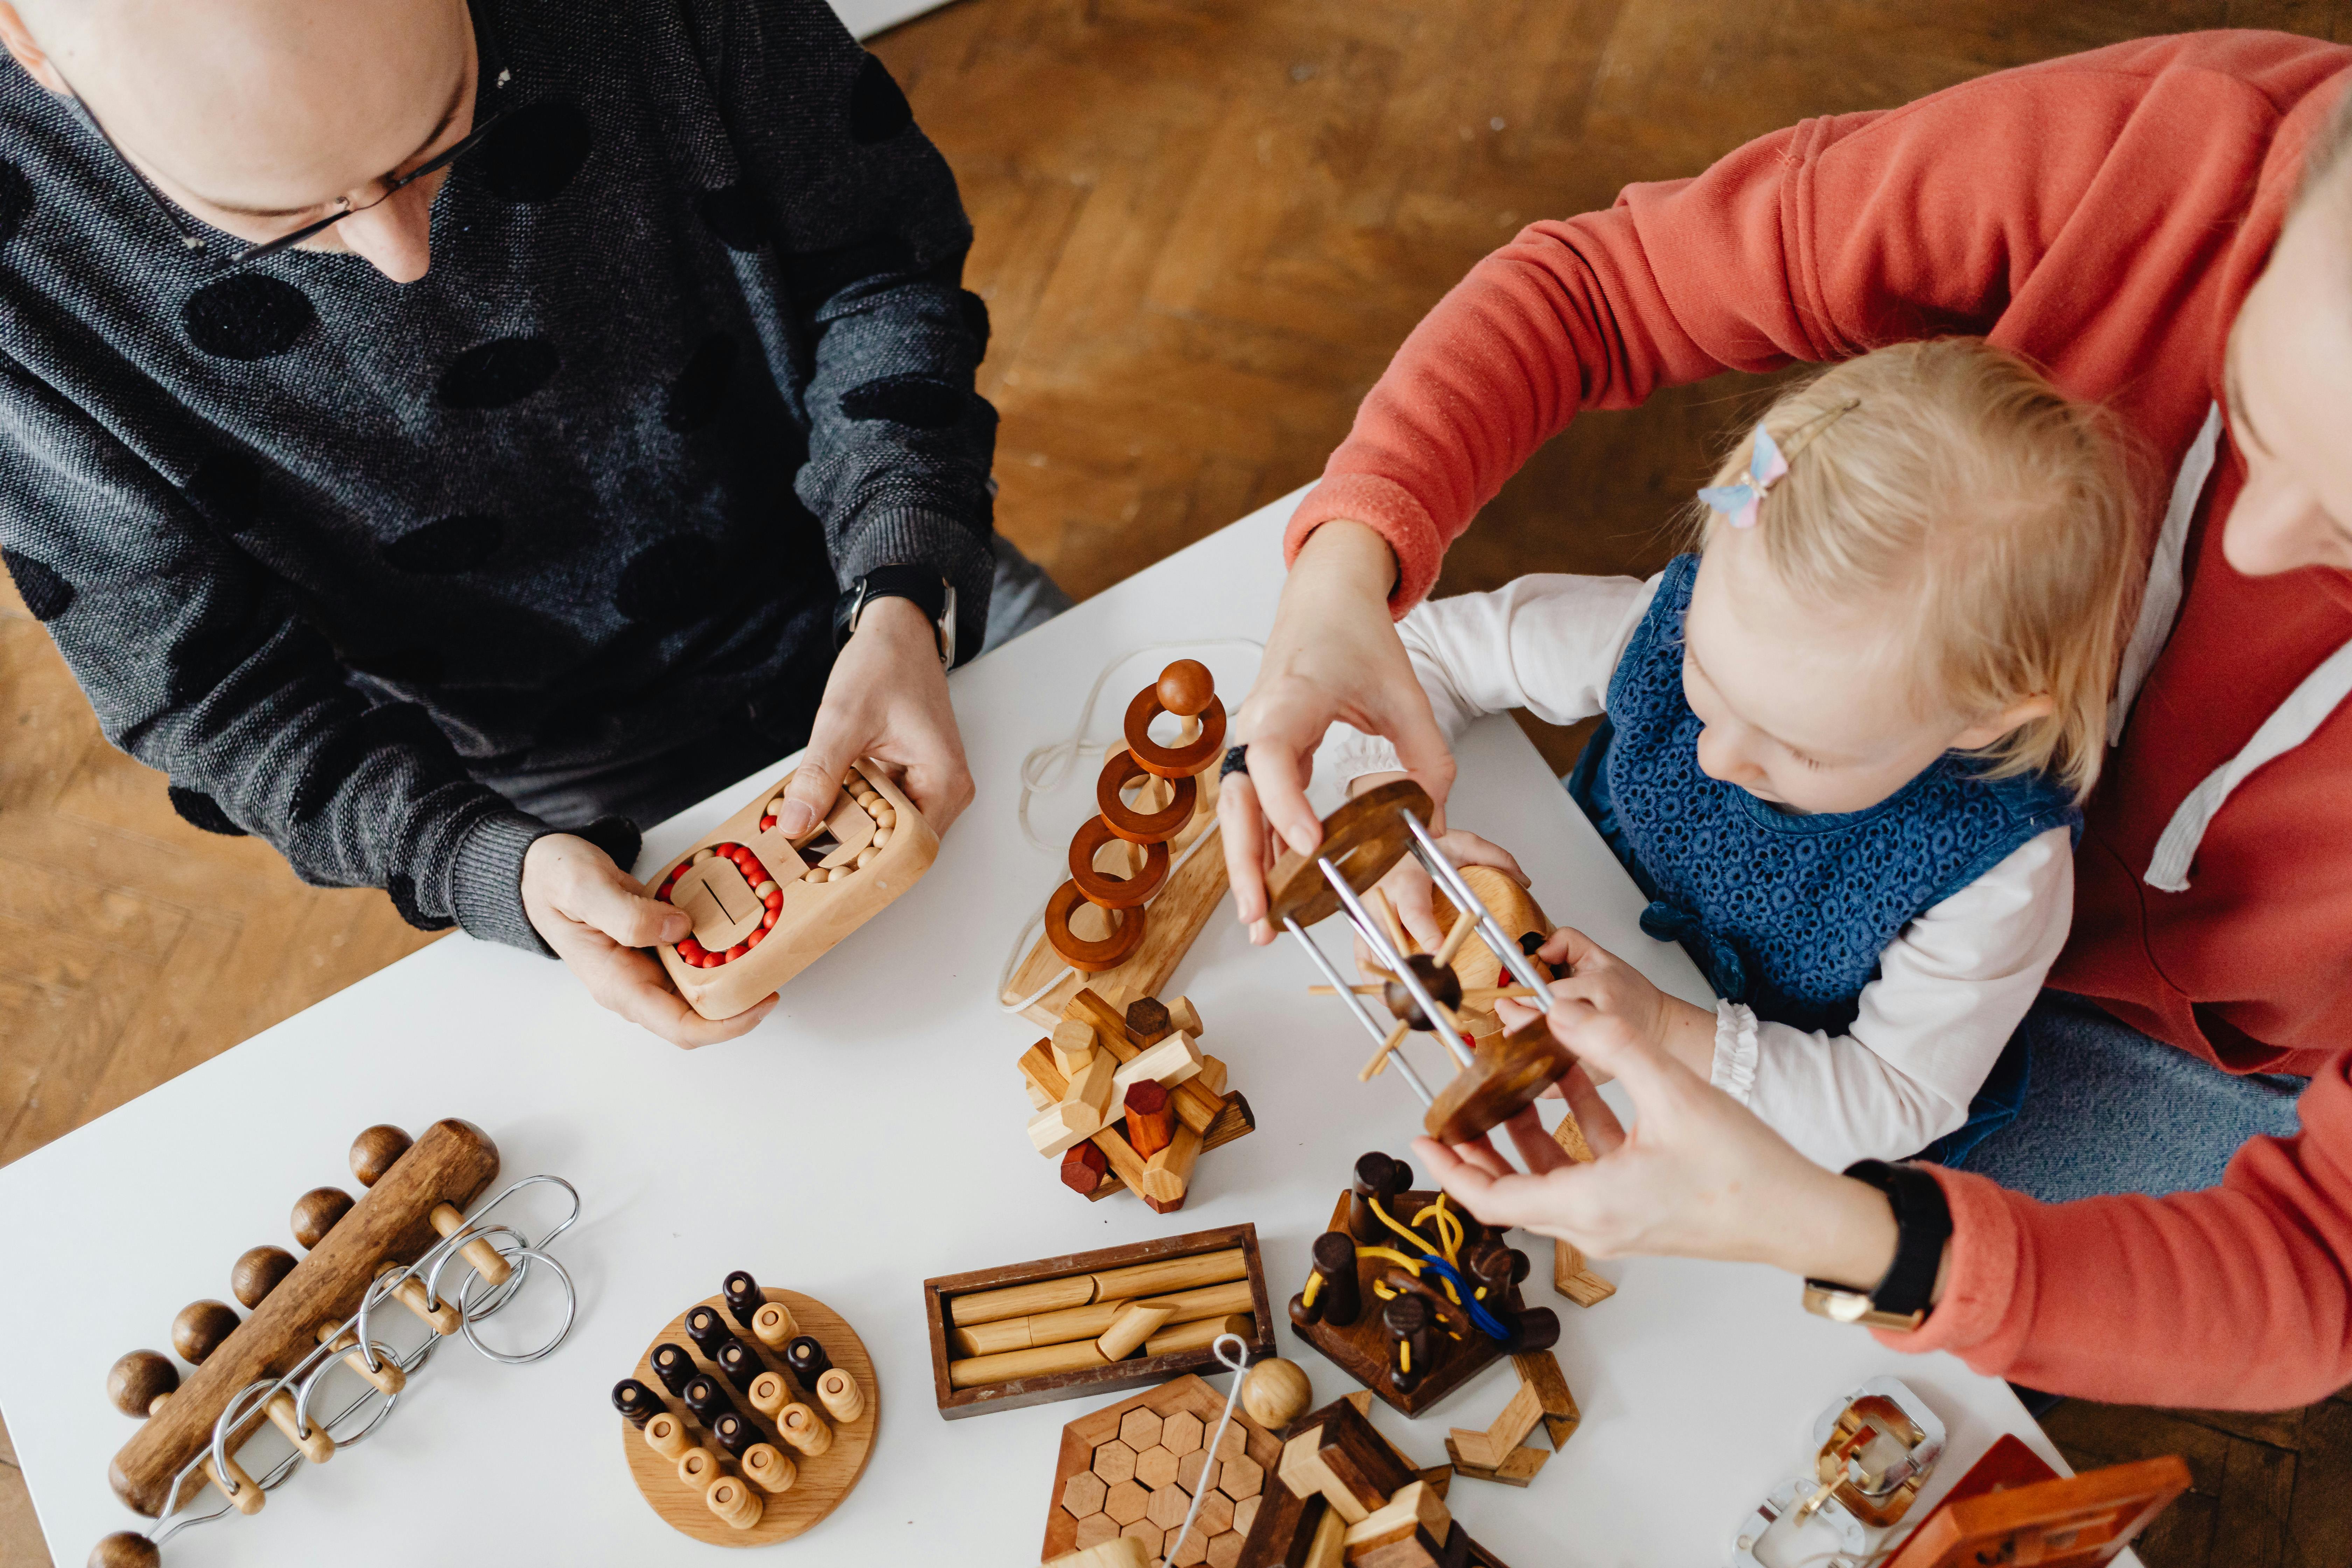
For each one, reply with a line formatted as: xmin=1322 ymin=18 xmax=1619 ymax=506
xmin=758 ymin=815 xmax=776 ymax=831
xmin=726 ymin=942 xmax=749 ymax=960
xmin=763 ymin=891 xmax=783 ymax=912
xmin=677 ymin=939 xmax=705 ymax=960
xmin=745 ymin=927 xmax=765 ymax=947
xmin=762 ymin=908 xmax=779 ymax=929
xmin=700 ymin=952 xmax=724 ymax=968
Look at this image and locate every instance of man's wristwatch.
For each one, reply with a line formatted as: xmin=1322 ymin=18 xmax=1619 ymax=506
xmin=1801 ymin=1159 xmax=1952 ymax=1331
xmin=833 ymin=565 xmax=957 ymax=668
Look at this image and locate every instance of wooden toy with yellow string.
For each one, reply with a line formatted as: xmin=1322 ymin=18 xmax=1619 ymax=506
xmin=1284 ymin=1151 xmax=1563 ymax=1422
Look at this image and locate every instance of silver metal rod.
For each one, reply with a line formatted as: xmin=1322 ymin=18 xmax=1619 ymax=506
xmin=1285 ymin=915 xmax=1436 ymax=1106
xmin=1319 ymin=857 xmax=1478 ymax=1070
xmin=1402 ymin=811 xmax=1556 ymax=1000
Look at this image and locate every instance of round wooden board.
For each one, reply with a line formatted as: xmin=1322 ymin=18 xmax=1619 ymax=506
xmin=622 ymin=1289 xmax=878 ymax=1547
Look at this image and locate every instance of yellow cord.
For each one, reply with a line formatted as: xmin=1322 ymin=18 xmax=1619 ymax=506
xmin=1367 ymin=1205 xmax=1462 ymax=1305
xmin=1399 ymin=1342 xmax=1412 ymax=1374
xmin=1356 ymin=1245 xmax=1424 ymax=1276
xmin=1301 ymin=1272 xmax=1323 ymax=1308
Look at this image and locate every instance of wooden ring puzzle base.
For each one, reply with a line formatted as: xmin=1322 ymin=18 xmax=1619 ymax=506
xmin=622 ymin=1290 xmax=876 ymax=1547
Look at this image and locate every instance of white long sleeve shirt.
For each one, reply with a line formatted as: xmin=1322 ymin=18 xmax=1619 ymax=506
xmin=1316 ymin=573 xmax=2074 ymax=1171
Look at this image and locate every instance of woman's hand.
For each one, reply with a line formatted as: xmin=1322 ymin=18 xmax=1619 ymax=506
xmin=1413 ymin=1008 xmax=1905 ymax=1289
xmin=522 ymin=833 xmax=779 ymax=1048
xmin=1493 ymin=925 xmax=1717 ymax=1081
xmin=1220 ymin=522 xmax=1457 ymax=944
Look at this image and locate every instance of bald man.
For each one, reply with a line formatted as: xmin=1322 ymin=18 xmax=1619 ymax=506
xmin=0 ymin=0 xmax=1065 ymax=1044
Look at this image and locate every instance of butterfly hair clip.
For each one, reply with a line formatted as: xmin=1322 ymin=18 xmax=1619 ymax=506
xmin=1696 ymin=398 xmax=1860 ymax=529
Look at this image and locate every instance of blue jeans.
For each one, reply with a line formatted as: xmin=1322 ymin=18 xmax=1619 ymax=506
xmin=1926 ymin=990 xmax=2309 ymax=1202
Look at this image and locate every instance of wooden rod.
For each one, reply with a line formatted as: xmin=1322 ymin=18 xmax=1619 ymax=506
xmin=1433 ymin=907 xmax=1481 ymax=969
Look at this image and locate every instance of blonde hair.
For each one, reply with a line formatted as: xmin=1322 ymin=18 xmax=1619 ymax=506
xmin=1690 ymin=339 xmax=2141 ymax=802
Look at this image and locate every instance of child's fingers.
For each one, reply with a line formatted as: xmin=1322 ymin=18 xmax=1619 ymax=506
xmin=1385 ymin=863 xmax=1442 ymax=950
xmin=1539 ymin=924 xmax=1616 ymax=975
xmin=1562 ymin=1016 xmax=1697 ymax=1110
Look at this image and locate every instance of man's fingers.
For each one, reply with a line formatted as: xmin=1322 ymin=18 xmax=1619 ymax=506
xmin=557 ymin=857 xmax=688 ymax=947
xmin=778 ymin=737 xmax=853 ymax=838
xmin=1246 ymin=740 xmax=1320 ymax=859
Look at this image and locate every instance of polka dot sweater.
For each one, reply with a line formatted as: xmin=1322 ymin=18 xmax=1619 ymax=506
xmin=0 ymin=0 xmax=999 ymax=952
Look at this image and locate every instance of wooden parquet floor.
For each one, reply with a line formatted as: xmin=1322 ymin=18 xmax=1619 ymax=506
xmin=3 ymin=1 xmax=2348 ymax=1563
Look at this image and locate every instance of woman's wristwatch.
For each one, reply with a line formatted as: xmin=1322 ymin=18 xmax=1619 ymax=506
xmin=1801 ymin=1159 xmax=1952 ymax=1331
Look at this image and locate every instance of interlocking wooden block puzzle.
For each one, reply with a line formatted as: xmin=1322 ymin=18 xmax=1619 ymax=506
xmin=1237 ymin=1392 xmax=1515 ymax=1568
xmin=1018 ymin=986 xmax=1256 ymax=1212
xmin=650 ymin=761 xmax=938 ymax=1020
xmin=1040 ymin=1373 xmax=1283 ymax=1565
xmin=925 ymin=1225 xmax=1276 ymax=1419
xmin=1441 ymin=1352 xmax=1580 ymax=1487
xmin=616 ymin=1269 xmax=877 ymax=1546
xmin=1285 ymin=1154 xmax=1559 ymax=1420
xmin=1003 ymin=661 xmax=1233 ymax=1028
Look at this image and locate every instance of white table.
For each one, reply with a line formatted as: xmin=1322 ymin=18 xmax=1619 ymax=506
xmin=0 ymin=493 xmax=2085 ymax=1567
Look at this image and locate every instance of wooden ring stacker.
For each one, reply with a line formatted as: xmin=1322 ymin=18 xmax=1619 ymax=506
xmin=1065 ymin=815 xmax=1170 ymax=909
xmin=623 ymin=1288 xmax=876 ymax=1546
xmin=1043 ymin=879 xmax=1148 ymax=972
xmin=1120 ymin=683 xmax=1227 ymax=778
xmin=1094 ymin=750 xmax=1197 ymax=844
xmin=1264 ymin=777 xmax=1433 ymax=929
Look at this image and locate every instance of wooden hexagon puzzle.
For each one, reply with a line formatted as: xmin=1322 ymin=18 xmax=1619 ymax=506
xmin=1042 ymin=1374 xmax=1282 ymax=1566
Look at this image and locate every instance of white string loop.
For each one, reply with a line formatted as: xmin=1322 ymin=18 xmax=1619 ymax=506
xmin=1157 ymin=1334 xmax=1252 ymax=1568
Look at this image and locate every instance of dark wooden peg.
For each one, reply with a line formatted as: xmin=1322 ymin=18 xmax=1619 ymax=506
xmin=1502 ymin=1306 xmax=1561 ymax=1357
xmin=1384 ymin=1294 xmax=1431 ymax=1396
xmin=1059 ymin=1141 xmax=1109 ymax=1195
xmin=684 ymin=1303 xmax=730 ymax=1358
xmin=1382 ymin=954 xmax=1463 ymax=1032
xmin=1289 ymin=1231 xmax=1362 ymax=1331
xmin=1461 ymin=1238 xmax=1525 ymax=1296
xmin=88 ymin=1532 xmax=161 ymax=1568
xmin=229 ymin=1245 xmax=297 ymax=1309
xmin=682 ymin=1373 xmax=735 ymax=1426
xmin=785 ymin=1335 xmax=832 ymax=1384
xmin=170 ymin=1300 xmax=240 ymax=1366
xmin=610 ymin=1378 xmax=663 ymax=1429
xmin=289 ymin=1186 xmax=354 ymax=1250
xmin=1349 ymin=1153 xmax=1412 ymax=1243
xmin=1125 ymin=995 xmax=1173 ymax=1044
xmin=710 ymin=1409 xmax=764 ymax=1459
xmin=106 ymin=1351 xmax=177 ymax=1418
xmin=722 ymin=1270 xmax=764 ymax=1331
xmin=347 ymin=1125 xmax=413 ymax=1188
xmin=650 ymin=1342 xmax=697 ymax=1398
xmin=716 ymin=1337 xmax=766 ymax=1395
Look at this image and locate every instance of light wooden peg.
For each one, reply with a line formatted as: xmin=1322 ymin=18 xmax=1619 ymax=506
xmin=750 ymin=1300 xmax=798 ymax=1351
xmin=643 ymin=1412 xmax=692 ymax=1463
xmin=373 ymin=1262 xmax=462 ymax=1335
xmin=741 ymin=1442 xmax=797 ymax=1494
xmin=1051 ymin=1019 xmax=1099 ymax=1076
xmin=748 ymin=1371 xmax=791 ymax=1420
xmin=314 ymin=1323 xmax=405 ymax=1396
xmin=1094 ymin=1301 xmax=1177 ymax=1362
xmin=428 ymin=1202 xmax=511 ymax=1287
xmin=263 ymin=1390 xmax=334 ymax=1465
xmin=676 ymin=1445 xmax=722 ymax=1490
xmin=705 ymin=1474 xmax=764 ymax=1531
xmin=816 ymin=1367 xmax=864 ymax=1424
xmin=1166 ymin=996 xmax=1203 ymax=1037
xmin=778 ymin=1402 xmax=834 ymax=1457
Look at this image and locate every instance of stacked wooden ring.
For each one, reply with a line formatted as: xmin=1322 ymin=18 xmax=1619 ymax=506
xmin=1043 ymin=661 xmax=1225 ymax=973
xmin=654 ymin=766 xmax=899 ymax=968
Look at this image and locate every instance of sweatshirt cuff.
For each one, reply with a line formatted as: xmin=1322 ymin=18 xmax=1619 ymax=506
xmin=450 ymin=807 xmax=561 ymax=954
xmin=1283 ymin=473 xmax=1446 ymax=617
xmin=1869 ymin=1165 xmax=2028 ymax=1361
xmin=836 ymin=506 xmax=996 ymax=666
xmin=1711 ymin=1001 xmax=1760 ymax=1102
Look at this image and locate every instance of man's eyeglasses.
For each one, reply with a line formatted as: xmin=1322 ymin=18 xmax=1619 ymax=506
xmin=62 ymin=78 xmax=512 ymax=271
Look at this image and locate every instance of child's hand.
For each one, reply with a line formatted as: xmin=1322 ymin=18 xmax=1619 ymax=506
xmin=1494 ymin=926 xmax=1717 ymax=1081
xmin=1341 ymin=772 xmax=1527 ymax=975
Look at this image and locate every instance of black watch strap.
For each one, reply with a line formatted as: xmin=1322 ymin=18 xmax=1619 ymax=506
xmin=1837 ymin=1159 xmax=1951 ymax=1322
xmin=833 ymin=565 xmax=955 ymax=667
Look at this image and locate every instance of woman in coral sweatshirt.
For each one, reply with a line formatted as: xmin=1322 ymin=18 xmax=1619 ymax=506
xmin=1221 ymin=32 xmax=2352 ymax=1409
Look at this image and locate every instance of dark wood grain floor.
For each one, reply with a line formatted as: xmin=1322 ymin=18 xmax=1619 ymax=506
xmin=3 ymin=2 xmax=2347 ymax=1563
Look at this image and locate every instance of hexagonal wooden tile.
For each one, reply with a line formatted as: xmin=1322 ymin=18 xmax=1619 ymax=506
xmin=1177 ymin=1449 xmax=1218 ymax=1494
xmin=1104 ymin=1478 xmax=1151 ymax=1526
xmin=1093 ymin=1440 xmax=1138 ymax=1486
xmin=1171 ymin=1528 xmax=1212 ymax=1566
xmin=1195 ymin=1489 xmax=1236 ymax=1536
xmin=1062 ymin=1471 xmax=1109 ymax=1517
xmin=1231 ymin=1494 xmax=1262 ymax=1538
xmin=1205 ymin=1529 xmax=1245 ymax=1568
xmin=1145 ymin=1484 xmax=1192 ymax=1531
xmin=1136 ymin=1444 xmax=1181 ymax=1489
xmin=1121 ymin=1520 xmax=1164 ymax=1557
xmin=1213 ymin=1421 xmax=1246 ymax=1461
xmin=1162 ymin=1410 xmax=1205 ymax=1457
xmin=1074 ymin=1513 xmax=1120 ymax=1549
xmin=1120 ymin=1408 xmax=1165 ymax=1451
xmin=1220 ymin=1454 xmax=1264 ymax=1499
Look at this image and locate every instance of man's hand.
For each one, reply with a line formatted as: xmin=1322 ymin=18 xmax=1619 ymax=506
xmin=522 ymin=833 xmax=778 ymax=1048
xmin=1413 ymin=1010 xmax=1907 ymax=1292
xmin=775 ymin=595 xmax=973 ymax=838
xmin=1220 ymin=522 xmax=1456 ymax=945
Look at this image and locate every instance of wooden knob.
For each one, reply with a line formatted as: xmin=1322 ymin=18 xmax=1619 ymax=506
xmin=675 ymin=1445 xmax=721 ymax=1490
xmin=748 ymin=1371 xmax=791 ymax=1420
xmin=710 ymin=1410 xmax=762 ymax=1459
xmin=289 ymin=1186 xmax=354 ymax=1250
xmin=685 ymin=1304 xmax=730 ymax=1358
xmin=171 ymin=1301 xmax=240 ymax=1366
xmin=778 ymin=1401 xmax=833 ymax=1457
xmin=642 ymin=1412 xmax=692 ymax=1463
xmin=428 ymin=1201 xmax=511 ymax=1287
xmin=741 ymin=1443 xmax=797 ymax=1494
xmin=784 ymin=1335 xmax=832 ymax=1384
xmin=650 ymin=1342 xmax=696 ymax=1397
xmin=1240 ymin=1357 xmax=1312 ymax=1430
xmin=750 ymin=1301 xmax=797 ymax=1352
xmin=705 ymin=1473 xmax=764 ymax=1531
xmin=87 ymin=1532 xmax=160 ymax=1568
xmin=1156 ymin=659 xmax=1214 ymax=718
xmin=347 ymin=1125 xmax=412 ymax=1188
xmin=722 ymin=1270 xmax=764 ymax=1331
xmin=611 ymin=1379 xmax=663 ymax=1430
xmin=105 ymin=1352 xmax=177 ymax=1418
xmin=230 ymin=1245 xmax=297 ymax=1309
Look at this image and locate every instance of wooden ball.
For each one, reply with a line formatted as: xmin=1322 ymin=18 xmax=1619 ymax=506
xmin=88 ymin=1532 xmax=161 ymax=1568
xmin=229 ymin=1245 xmax=297 ymax=1309
xmin=1156 ymin=659 xmax=1215 ymax=718
xmin=105 ymin=1351 xmax=177 ymax=1418
xmin=170 ymin=1300 xmax=240 ymax=1367
xmin=290 ymin=1186 xmax=354 ymax=1250
xmin=348 ymin=1125 xmax=412 ymax=1187
xmin=1240 ymin=1357 xmax=1312 ymax=1430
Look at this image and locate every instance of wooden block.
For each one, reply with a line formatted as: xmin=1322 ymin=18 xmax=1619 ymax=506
xmin=1350 ymin=1525 xmax=1443 ymax=1568
xmin=947 ymin=1338 xmax=1109 ymax=1387
xmin=1030 ymin=1099 xmax=1104 ymax=1157
xmin=1053 ymin=1019 xmax=1100 ymax=1075
xmin=1416 ymin=1466 xmax=1452 ymax=1503
xmin=1167 ymin=996 xmax=1203 ymax=1037
xmin=950 ymin=1275 xmax=1099 ymax=1327
xmin=1096 ymin=1300 xmax=1178 ymax=1361
xmin=110 ymin=1118 xmax=499 ymax=1518
xmin=1060 ymin=996 xmax=1225 ymax=1137
xmin=1486 ymin=1382 xmax=1544 ymax=1456
xmin=1550 ymin=1112 xmax=1596 ymax=1164
xmin=1444 ymin=1427 xmax=1504 ymax=1474
xmin=1022 ymin=1041 xmax=1073 ymax=1100
xmin=1343 ymin=1481 xmax=1449 ymax=1556
xmin=1046 ymin=1537 xmax=1153 ymax=1568
xmin=1280 ymin=1429 xmax=1368 ymax=1522
xmin=1093 ymin=1248 xmax=1248 ymax=1301
xmin=1066 ymin=1050 xmax=1119 ymax=1121
xmin=1314 ymin=1402 xmax=1418 ymax=1514
xmin=1123 ymin=1079 xmax=1176 ymax=1159
xmin=1509 ymin=1352 xmax=1580 ymax=1449
xmin=1061 ymin=1142 xmax=1111 ymax=1195
xmin=1441 ymin=1437 xmax=1549 ymax=1488
xmin=1114 ymin=1032 xmax=1204 ymax=1097
xmin=1302 ymin=1499 xmax=1350 ymax=1568
xmin=1028 ymin=1077 xmax=1057 ymax=1112
xmin=1143 ymin=1312 xmax=1252 ymax=1358
xmin=950 ymin=1318 xmax=1032 ymax=1358
xmin=1552 ymin=1239 xmax=1615 ymax=1307
xmin=1141 ymin=1118 xmax=1203 ymax=1207
xmin=1093 ymin=1123 xmax=1154 ymax=1194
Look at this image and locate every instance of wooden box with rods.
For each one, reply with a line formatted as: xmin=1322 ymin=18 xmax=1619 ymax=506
xmin=924 ymin=1225 xmax=1275 ymax=1419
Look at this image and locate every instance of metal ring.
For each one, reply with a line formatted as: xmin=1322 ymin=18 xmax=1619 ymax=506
xmin=460 ymin=1247 xmax=577 ymax=1365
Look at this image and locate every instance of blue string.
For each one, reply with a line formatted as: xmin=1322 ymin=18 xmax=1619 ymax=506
xmin=1416 ymin=1254 xmax=1512 ymax=1342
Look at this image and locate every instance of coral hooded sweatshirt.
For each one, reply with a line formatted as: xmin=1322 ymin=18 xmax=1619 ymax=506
xmin=1285 ymin=32 xmax=2352 ymax=1408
